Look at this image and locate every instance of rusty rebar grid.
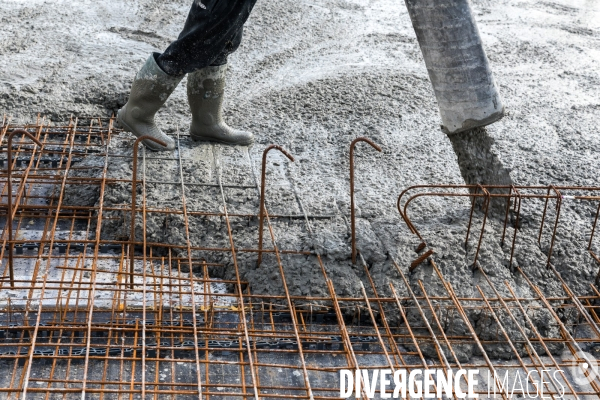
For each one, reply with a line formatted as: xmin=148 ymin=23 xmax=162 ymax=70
xmin=0 ymin=120 xmax=599 ymax=398
xmin=397 ymin=184 xmax=600 ymax=274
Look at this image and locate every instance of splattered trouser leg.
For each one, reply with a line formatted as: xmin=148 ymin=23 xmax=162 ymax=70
xmin=156 ymin=0 xmax=258 ymax=76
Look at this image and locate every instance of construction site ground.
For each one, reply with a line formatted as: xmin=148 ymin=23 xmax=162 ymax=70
xmin=1 ymin=0 xmax=600 ymax=399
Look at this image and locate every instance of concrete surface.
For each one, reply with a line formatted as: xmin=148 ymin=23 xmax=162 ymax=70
xmin=2 ymin=0 xmax=600 ymax=361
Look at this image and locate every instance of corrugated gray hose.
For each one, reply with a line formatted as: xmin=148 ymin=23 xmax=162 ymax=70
xmin=405 ymin=0 xmax=505 ymax=134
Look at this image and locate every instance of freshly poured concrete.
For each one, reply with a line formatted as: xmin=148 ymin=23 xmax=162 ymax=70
xmin=2 ymin=0 xmax=600 ymax=360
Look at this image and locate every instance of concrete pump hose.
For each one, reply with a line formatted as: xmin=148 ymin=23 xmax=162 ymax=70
xmin=404 ymin=0 xmax=505 ymax=134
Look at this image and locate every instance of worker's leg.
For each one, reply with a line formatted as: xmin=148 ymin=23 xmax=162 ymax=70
xmin=208 ymin=26 xmax=245 ymax=67
xmin=118 ymin=0 xmax=256 ymax=151
xmin=156 ymin=0 xmax=257 ymax=76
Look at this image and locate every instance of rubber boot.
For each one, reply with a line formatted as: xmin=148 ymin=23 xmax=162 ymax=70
xmin=117 ymin=54 xmax=184 ymax=151
xmin=187 ymin=64 xmax=254 ymax=146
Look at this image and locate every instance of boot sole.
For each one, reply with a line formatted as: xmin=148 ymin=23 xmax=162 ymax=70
xmin=190 ymin=135 xmax=254 ymax=147
xmin=117 ymin=111 xmax=171 ymax=152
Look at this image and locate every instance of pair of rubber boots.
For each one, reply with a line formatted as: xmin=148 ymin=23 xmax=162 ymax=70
xmin=117 ymin=54 xmax=253 ymax=151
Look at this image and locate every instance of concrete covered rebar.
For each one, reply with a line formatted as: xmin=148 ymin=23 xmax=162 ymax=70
xmin=405 ymin=0 xmax=504 ymax=134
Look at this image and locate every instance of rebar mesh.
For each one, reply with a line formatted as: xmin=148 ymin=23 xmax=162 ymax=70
xmin=1 ymin=117 xmax=600 ymax=399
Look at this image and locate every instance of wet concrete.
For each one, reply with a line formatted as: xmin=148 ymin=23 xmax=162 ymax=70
xmin=3 ymin=0 xmax=600 ymax=360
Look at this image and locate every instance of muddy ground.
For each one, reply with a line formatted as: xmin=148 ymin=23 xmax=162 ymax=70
xmin=2 ymin=0 xmax=600 ymax=359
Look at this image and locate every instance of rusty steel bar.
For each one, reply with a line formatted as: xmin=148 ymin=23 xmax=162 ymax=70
xmin=508 ymin=186 xmax=522 ymax=269
xmin=349 ymin=137 xmax=381 ymax=264
xmin=5 ymin=129 xmax=43 ymax=287
xmin=475 ymin=263 xmax=577 ymax=397
xmin=263 ymin=201 xmax=316 ymax=399
xmin=175 ymin=131 xmax=204 ymax=399
xmin=358 ymin=254 xmax=407 ymax=366
xmin=589 ymin=202 xmax=600 ymax=250
xmin=547 ymin=262 xmax=600 ymax=338
xmin=545 ymin=186 xmax=562 ymax=268
xmin=500 ymin=186 xmax=513 ymax=246
xmin=516 ymin=269 xmax=600 ymax=395
xmin=358 ymin=281 xmax=396 ymax=371
xmin=257 ymin=145 xmax=294 ymax=267
xmin=471 ymin=184 xmax=491 ymax=267
xmin=321 ymin=274 xmax=370 ymax=400
xmin=216 ymin=147 xmax=261 ymax=400
xmin=77 ymin=119 xmax=112 ymax=399
xmin=538 ymin=186 xmax=553 ymax=244
xmin=410 ymin=248 xmax=434 ymax=271
xmin=129 ymin=135 xmax=167 ymax=289
xmin=389 ymin=258 xmax=452 ymax=370
xmin=20 ymin=120 xmax=77 ymax=398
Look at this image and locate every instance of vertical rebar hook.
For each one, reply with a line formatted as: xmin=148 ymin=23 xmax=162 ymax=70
xmin=257 ymin=145 xmax=294 ymax=267
xmin=350 ymin=137 xmax=382 ymax=264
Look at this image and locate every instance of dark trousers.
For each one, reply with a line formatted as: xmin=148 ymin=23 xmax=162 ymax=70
xmin=156 ymin=0 xmax=258 ymax=76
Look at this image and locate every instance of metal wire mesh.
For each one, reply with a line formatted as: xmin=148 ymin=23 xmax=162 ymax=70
xmin=1 ymin=117 xmax=599 ymax=399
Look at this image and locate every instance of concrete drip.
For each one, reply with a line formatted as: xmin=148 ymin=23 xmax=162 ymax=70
xmin=447 ymin=127 xmax=513 ymax=212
